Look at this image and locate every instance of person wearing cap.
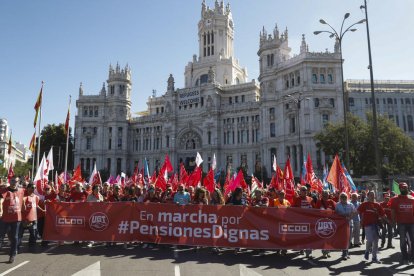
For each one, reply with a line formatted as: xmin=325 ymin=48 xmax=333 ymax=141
xmin=0 ymin=177 xmax=24 ymax=263
xmin=390 ymin=182 xmax=414 ymax=265
xmin=379 ymin=193 xmax=393 ymax=248
xmin=358 ymin=191 xmax=387 ymax=263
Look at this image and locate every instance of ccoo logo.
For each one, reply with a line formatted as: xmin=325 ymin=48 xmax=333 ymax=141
xmin=89 ymin=212 xmax=109 ymax=231
xmin=315 ymin=218 xmax=337 ymax=239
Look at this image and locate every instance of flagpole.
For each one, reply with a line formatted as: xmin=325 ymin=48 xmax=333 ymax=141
xmin=64 ymin=95 xmax=71 ymax=182
xmin=8 ymin=130 xmax=12 ymax=168
xmin=31 ymin=134 xmax=35 ymax=181
xmin=36 ymin=82 xmax=43 ymax=171
xmin=50 ymin=146 xmax=53 ymax=182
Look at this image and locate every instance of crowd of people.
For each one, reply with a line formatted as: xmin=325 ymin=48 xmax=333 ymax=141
xmin=0 ymin=176 xmax=413 ymax=266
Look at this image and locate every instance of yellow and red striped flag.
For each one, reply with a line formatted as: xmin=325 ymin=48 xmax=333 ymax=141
xmin=34 ymin=83 xmax=43 ymax=128
xmin=64 ymin=108 xmax=70 ymax=135
xmin=29 ymin=132 xmax=36 ymax=152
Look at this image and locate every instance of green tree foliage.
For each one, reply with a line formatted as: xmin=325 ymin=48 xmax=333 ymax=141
xmin=315 ymin=113 xmax=414 ymax=177
xmin=32 ymin=124 xmax=74 ymax=174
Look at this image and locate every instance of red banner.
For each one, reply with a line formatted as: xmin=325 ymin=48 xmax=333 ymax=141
xmin=44 ymin=202 xmax=349 ymax=249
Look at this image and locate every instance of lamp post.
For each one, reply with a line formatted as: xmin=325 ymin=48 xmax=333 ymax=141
xmin=286 ymin=93 xmax=309 ymax=171
xmin=314 ymin=13 xmax=366 ymax=169
xmin=360 ymin=0 xmax=382 ymax=186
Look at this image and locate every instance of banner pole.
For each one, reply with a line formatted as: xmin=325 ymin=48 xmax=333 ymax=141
xmin=64 ymin=95 xmax=71 ymax=182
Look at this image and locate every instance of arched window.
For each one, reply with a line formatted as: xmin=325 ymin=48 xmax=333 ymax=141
xmin=200 ymin=74 xmax=208 ymax=84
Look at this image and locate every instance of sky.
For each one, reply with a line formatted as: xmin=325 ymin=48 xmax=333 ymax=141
xmin=1 ymin=0 xmax=413 ymax=146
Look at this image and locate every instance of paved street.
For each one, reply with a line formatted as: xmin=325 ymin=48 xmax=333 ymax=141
xmin=1 ymin=239 xmax=414 ymax=276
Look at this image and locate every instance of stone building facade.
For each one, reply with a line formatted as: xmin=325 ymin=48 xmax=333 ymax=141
xmin=74 ymin=1 xmax=346 ymax=178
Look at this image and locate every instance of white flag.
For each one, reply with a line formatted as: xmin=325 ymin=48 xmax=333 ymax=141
xmin=46 ymin=146 xmax=54 ymax=173
xmin=195 ymin=152 xmax=203 ymax=167
xmin=34 ymin=153 xmax=48 ymax=183
xmin=89 ymin=162 xmax=98 ymax=185
xmin=212 ymin=153 xmax=217 ymax=171
xmin=272 ymin=155 xmax=277 ymax=172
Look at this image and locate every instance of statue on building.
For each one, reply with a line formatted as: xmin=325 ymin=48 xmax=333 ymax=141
xmin=208 ymin=66 xmax=216 ymax=83
xmin=167 ymin=74 xmax=175 ymax=92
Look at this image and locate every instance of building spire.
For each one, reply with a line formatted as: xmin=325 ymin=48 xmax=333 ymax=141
xmin=79 ymin=82 xmax=83 ymax=96
xmin=300 ymin=34 xmax=307 ymax=54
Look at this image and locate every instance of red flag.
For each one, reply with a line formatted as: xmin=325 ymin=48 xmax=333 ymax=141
xmin=64 ymin=108 xmax=70 ymax=135
xmin=154 ymin=174 xmax=167 ymax=191
xmin=306 ymin=153 xmax=323 ymax=193
xmin=150 ymin=171 xmax=157 ymax=184
xmin=203 ymin=168 xmax=215 ymax=194
xmin=69 ymin=164 xmax=83 ymax=187
xmin=283 ymin=158 xmax=295 ymax=204
xmin=160 ymin=154 xmax=173 ymax=174
xmin=34 ymin=84 xmax=43 ymax=128
xmin=327 ymin=155 xmax=350 ymax=195
xmin=224 ymin=169 xmax=245 ymax=195
xmin=7 ymin=163 xmax=14 ymax=183
xmin=131 ymin=165 xmax=139 ymax=184
xmin=179 ymin=163 xmax=189 ymax=185
xmin=171 ymin=173 xmax=179 ymax=191
xmin=187 ymin=167 xmax=202 ymax=188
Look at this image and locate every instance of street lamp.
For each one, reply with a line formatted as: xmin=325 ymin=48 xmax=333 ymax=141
xmin=360 ymin=0 xmax=381 ymax=185
xmin=314 ymin=13 xmax=366 ymax=169
xmin=286 ymin=93 xmax=309 ymax=171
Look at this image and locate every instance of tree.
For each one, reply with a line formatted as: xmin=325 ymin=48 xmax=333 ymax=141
xmin=315 ymin=113 xmax=414 ymax=178
xmin=32 ymin=124 xmax=74 ymax=174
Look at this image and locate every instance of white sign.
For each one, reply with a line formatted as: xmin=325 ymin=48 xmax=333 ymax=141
xmin=179 ymin=89 xmax=200 ymax=106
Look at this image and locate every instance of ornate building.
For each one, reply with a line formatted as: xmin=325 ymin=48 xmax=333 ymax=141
xmin=0 ymin=118 xmax=29 ymax=168
xmin=74 ymin=1 xmax=344 ymax=177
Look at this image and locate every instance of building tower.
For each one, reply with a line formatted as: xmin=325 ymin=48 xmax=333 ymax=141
xmin=106 ymin=63 xmax=132 ymax=175
xmin=184 ymin=0 xmax=248 ymax=88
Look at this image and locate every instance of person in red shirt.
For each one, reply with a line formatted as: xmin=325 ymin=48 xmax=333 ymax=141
xmin=70 ymin=182 xmax=88 ymax=202
xmin=315 ymin=190 xmax=336 ymax=210
xmin=267 ymin=188 xmax=277 ymax=207
xmin=19 ymin=183 xmax=43 ymax=247
xmin=293 ymin=186 xmax=313 ymax=258
xmin=379 ymin=193 xmax=393 ymax=248
xmin=390 ymin=182 xmax=414 ymax=265
xmin=315 ymin=190 xmax=336 ymax=259
xmin=0 ymin=177 xmax=24 ymax=263
xmin=293 ymin=186 xmax=313 ymax=209
xmin=358 ymin=191 xmax=386 ymax=263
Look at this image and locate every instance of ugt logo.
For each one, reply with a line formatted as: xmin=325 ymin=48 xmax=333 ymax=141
xmin=315 ymin=218 xmax=337 ymax=239
xmin=89 ymin=212 xmax=109 ymax=231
